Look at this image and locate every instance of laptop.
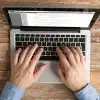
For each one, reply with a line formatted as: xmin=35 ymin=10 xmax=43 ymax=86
xmin=3 ymin=7 xmax=100 ymax=83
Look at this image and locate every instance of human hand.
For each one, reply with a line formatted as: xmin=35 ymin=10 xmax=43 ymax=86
xmin=10 ymin=44 xmax=47 ymax=89
xmin=56 ymin=47 xmax=88 ymax=92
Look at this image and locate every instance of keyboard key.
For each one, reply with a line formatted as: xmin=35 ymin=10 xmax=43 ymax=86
xmin=79 ymin=38 xmax=85 ymax=42
xmin=69 ymin=38 xmax=73 ymax=42
xmin=36 ymin=35 xmax=40 ymax=37
xmin=64 ymin=38 xmax=68 ymax=42
xmin=42 ymin=52 xmax=45 ymax=55
xmin=52 ymin=43 xmax=56 ymax=46
xmin=51 ymin=35 xmax=55 ymax=37
xmin=46 ymin=52 xmax=50 ymax=55
xmin=57 ymin=43 xmax=61 ymax=46
xmin=54 ymin=38 xmax=58 ymax=42
xmin=42 ymin=42 xmax=46 ymax=46
xmin=46 ymin=35 xmax=50 ymax=37
xmin=74 ymin=38 xmax=78 ymax=42
xmin=38 ymin=42 xmax=41 ymax=46
xmin=16 ymin=42 xmax=22 ymax=46
xmin=31 ymin=34 xmax=35 ymax=37
xmin=21 ymin=34 xmax=24 ymax=37
xmin=40 ymin=38 xmax=44 ymax=41
xmin=16 ymin=37 xmax=19 ymax=41
xmin=50 ymin=38 xmax=53 ymax=41
xmin=40 ymin=56 xmax=59 ymax=60
xmin=52 ymin=47 xmax=56 ymax=51
xmin=71 ymin=35 xmax=75 ymax=37
xmin=30 ymin=38 xmax=34 ymax=41
xmin=28 ymin=42 xmax=32 ymax=45
xmin=76 ymin=35 xmax=80 ymax=37
xmin=21 ymin=37 xmax=24 ymax=41
xmin=71 ymin=43 xmax=75 ymax=46
xmin=66 ymin=43 xmax=70 ymax=46
xmin=44 ymin=47 xmax=47 ymax=51
xmin=56 ymin=35 xmax=60 ymax=37
xmin=25 ymin=37 xmax=29 ymax=41
xmin=48 ymin=47 xmax=52 ymax=51
xmin=81 ymin=43 xmax=85 ymax=51
xmin=26 ymin=34 xmax=30 ymax=37
xmin=62 ymin=43 xmax=66 ymax=46
xmin=23 ymin=42 xmax=27 ymax=46
xmin=35 ymin=38 xmax=39 ymax=41
xmin=51 ymin=52 xmax=56 ymax=55
xmin=66 ymin=35 xmax=70 ymax=37
xmin=59 ymin=38 xmax=63 ymax=42
xmin=81 ymin=35 xmax=85 ymax=37
xmin=47 ymin=42 xmax=51 ymax=46
xmin=45 ymin=38 xmax=49 ymax=41
xmin=76 ymin=43 xmax=80 ymax=46
xmin=16 ymin=34 xmax=20 ymax=37
xmin=41 ymin=34 xmax=45 ymax=37
xmin=61 ymin=35 xmax=65 ymax=37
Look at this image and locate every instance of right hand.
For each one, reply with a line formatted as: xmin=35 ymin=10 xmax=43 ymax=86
xmin=10 ymin=44 xmax=47 ymax=89
xmin=56 ymin=46 xmax=88 ymax=92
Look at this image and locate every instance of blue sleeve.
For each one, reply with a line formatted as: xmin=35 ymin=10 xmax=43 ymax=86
xmin=0 ymin=81 xmax=25 ymax=100
xmin=74 ymin=84 xmax=100 ymax=100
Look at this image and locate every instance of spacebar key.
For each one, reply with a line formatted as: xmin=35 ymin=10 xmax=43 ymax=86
xmin=40 ymin=56 xmax=59 ymax=60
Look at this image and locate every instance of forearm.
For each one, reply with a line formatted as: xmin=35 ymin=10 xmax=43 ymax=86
xmin=0 ymin=81 xmax=25 ymax=100
xmin=74 ymin=84 xmax=100 ymax=100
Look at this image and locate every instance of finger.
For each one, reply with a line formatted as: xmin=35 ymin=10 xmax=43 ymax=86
xmin=57 ymin=63 xmax=65 ymax=82
xmin=63 ymin=47 xmax=76 ymax=66
xmin=33 ymin=64 xmax=47 ymax=79
xmin=14 ymin=48 xmax=22 ymax=65
xmin=23 ymin=44 xmax=38 ymax=66
xmin=29 ymin=48 xmax=43 ymax=71
xmin=56 ymin=47 xmax=70 ymax=70
xmin=18 ymin=46 xmax=31 ymax=64
xmin=59 ymin=61 xmax=65 ymax=73
xmin=69 ymin=47 xmax=80 ymax=63
xmin=75 ymin=47 xmax=85 ymax=64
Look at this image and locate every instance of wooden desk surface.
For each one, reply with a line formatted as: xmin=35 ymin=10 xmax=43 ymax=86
xmin=0 ymin=0 xmax=100 ymax=99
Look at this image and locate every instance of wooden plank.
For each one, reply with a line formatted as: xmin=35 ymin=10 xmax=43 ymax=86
xmin=0 ymin=0 xmax=100 ymax=8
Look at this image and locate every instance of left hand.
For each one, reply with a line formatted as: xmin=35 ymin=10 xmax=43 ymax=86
xmin=10 ymin=44 xmax=47 ymax=89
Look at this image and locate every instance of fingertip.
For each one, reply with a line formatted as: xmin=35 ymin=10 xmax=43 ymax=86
xmin=40 ymin=47 xmax=43 ymax=51
xmin=16 ymin=48 xmax=22 ymax=54
xmin=56 ymin=47 xmax=59 ymax=51
xmin=34 ymin=43 xmax=38 ymax=47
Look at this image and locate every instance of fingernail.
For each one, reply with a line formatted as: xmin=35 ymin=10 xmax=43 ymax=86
xmin=34 ymin=43 xmax=38 ymax=47
xmin=18 ymin=48 xmax=22 ymax=50
xmin=40 ymin=48 xmax=43 ymax=51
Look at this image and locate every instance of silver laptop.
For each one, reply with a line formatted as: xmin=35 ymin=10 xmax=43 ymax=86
xmin=3 ymin=7 xmax=100 ymax=83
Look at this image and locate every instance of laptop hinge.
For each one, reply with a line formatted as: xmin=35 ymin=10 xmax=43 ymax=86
xmin=20 ymin=26 xmax=80 ymax=33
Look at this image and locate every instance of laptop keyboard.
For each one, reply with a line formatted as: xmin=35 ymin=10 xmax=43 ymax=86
xmin=15 ymin=33 xmax=85 ymax=60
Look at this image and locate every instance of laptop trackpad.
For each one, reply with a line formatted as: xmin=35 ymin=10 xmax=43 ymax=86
xmin=36 ymin=61 xmax=62 ymax=83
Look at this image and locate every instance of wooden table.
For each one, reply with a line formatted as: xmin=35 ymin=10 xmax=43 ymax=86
xmin=0 ymin=0 xmax=100 ymax=99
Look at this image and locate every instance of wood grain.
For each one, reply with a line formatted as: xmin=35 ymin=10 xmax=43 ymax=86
xmin=0 ymin=1 xmax=100 ymax=99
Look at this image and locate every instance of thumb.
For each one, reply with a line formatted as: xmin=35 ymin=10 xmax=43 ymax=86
xmin=33 ymin=64 xmax=47 ymax=79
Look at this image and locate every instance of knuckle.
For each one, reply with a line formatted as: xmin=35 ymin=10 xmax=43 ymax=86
xmin=68 ymin=52 xmax=73 ymax=56
xmin=74 ymin=51 xmax=78 ymax=56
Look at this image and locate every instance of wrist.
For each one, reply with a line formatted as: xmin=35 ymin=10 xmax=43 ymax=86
xmin=72 ymin=83 xmax=89 ymax=92
xmin=9 ymin=79 xmax=24 ymax=89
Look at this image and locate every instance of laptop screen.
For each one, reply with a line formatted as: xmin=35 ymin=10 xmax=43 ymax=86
xmin=8 ymin=10 xmax=95 ymax=28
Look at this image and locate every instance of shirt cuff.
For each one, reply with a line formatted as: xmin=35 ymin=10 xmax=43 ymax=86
xmin=74 ymin=84 xmax=99 ymax=100
xmin=1 ymin=81 xmax=25 ymax=100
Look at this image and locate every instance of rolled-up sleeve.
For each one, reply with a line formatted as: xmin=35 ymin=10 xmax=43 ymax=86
xmin=0 ymin=81 xmax=25 ymax=100
xmin=74 ymin=84 xmax=100 ymax=100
